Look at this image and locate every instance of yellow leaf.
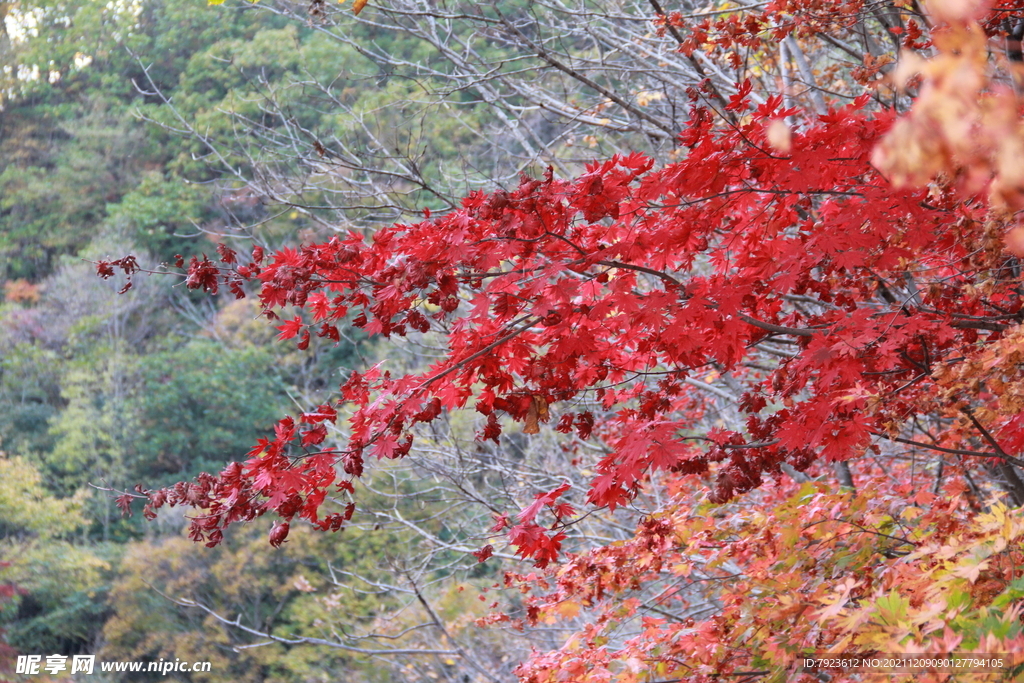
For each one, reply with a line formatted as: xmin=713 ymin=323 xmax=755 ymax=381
xmin=900 ymin=506 xmax=922 ymax=520
xmin=353 ymin=0 xmax=368 ymax=13
xmin=672 ymin=562 xmax=692 ymax=578
xmin=555 ymin=600 xmax=581 ymax=619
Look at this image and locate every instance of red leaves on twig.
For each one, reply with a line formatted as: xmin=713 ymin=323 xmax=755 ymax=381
xmin=123 ymin=62 xmax=1023 ymax=573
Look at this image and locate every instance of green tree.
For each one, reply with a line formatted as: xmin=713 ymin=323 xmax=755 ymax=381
xmin=46 ymin=348 xmax=138 ymax=539
xmin=0 ymin=0 xmax=282 ymax=280
xmin=102 ymin=520 xmax=406 ymax=683
xmin=0 ymin=340 xmax=62 ymax=457
xmin=130 ymin=338 xmax=288 ymax=485
xmin=0 ymin=453 xmax=109 ymax=656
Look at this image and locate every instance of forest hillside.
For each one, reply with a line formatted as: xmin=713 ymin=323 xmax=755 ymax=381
xmin=6 ymin=1 xmax=1024 ymax=682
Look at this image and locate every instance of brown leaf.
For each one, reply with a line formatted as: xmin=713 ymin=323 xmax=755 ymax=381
xmin=524 ymin=396 xmax=548 ymax=434
xmin=353 ymin=0 xmax=368 ymax=14
xmin=524 ymin=400 xmax=540 ymax=434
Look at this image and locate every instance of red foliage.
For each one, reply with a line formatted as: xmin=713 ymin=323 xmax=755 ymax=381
xmin=138 ymin=88 xmax=1022 ymax=552
xmin=111 ymin=0 xmax=1024 ymax=677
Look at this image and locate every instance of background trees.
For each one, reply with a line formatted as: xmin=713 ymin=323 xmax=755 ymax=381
xmin=7 ymin=0 xmax=1024 ymax=681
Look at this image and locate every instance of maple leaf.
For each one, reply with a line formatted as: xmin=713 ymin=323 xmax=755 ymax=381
xmin=472 ymin=545 xmax=494 ymax=563
xmin=307 ymin=292 xmax=332 ymax=321
xmin=276 ymin=316 xmax=303 ymax=341
xmin=518 ymin=481 xmax=571 ymax=525
xmin=491 ymin=513 xmax=511 ymax=533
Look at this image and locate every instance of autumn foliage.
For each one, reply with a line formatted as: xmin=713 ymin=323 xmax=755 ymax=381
xmin=98 ymin=0 xmax=1024 ymax=679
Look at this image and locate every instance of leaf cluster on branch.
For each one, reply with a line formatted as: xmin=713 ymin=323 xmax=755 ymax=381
xmin=95 ymin=0 xmax=1024 ymax=679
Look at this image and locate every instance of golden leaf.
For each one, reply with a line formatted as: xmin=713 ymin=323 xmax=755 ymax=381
xmin=353 ymin=0 xmax=368 ymax=14
xmin=554 ymin=600 xmax=580 ymax=618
